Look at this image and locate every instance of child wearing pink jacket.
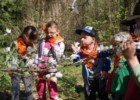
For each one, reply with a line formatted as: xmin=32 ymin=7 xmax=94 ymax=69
xmin=35 ymin=21 xmax=65 ymax=100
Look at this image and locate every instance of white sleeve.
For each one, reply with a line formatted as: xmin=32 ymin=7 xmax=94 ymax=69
xmin=58 ymin=42 xmax=65 ymax=55
xmin=34 ymin=40 xmax=45 ymax=65
xmin=53 ymin=42 xmax=65 ymax=61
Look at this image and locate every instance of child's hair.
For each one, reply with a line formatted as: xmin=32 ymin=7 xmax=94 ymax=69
xmin=112 ymin=31 xmax=130 ymax=46
xmin=42 ymin=21 xmax=59 ymax=33
xmin=21 ymin=25 xmax=37 ymax=40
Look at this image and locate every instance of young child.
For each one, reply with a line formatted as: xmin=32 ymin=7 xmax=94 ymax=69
xmin=110 ymin=32 xmax=131 ymax=100
xmin=121 ymin=37 xmax=140 ymax=86
xmin=35 ymin=21 xmax=65 ymax=100
xmin=119 ymin=1 xmax=140 ymax=99
xmin=11 ymin=26 xmax=38 ymax=100
xmin=110 ymin=31 xmax=140 ymax=100
xmin=121 ymin=20 xmax=140 ymax=100
xmin=71 ymin=26 xmax=111 ymax=100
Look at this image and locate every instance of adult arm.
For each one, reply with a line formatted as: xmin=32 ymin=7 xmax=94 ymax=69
xmin=121 ymin=38 xmax=140 ymax=86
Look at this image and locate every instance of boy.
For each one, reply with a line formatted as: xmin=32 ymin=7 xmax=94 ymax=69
xmin=71 ymin=26 xmax=111 ymax=100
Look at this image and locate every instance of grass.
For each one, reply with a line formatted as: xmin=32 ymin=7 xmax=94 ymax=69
xmin=0 ymin=60 xmax=85 ymax=100
xmin=58 ymin=64 xmax=84 ymax=100
xmin=0 ymin=56 xmax=115 ymax=100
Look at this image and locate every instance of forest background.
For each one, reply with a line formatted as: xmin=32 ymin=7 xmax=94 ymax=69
xmin=0 ymin=0 xmax=138 ymax=99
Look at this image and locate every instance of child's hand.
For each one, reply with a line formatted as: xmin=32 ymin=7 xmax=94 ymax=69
xmin=71 ymin=42 xmax=80 ymax=53
xmin=71 ymin=44 xmax=77 ymax=53
xmin=120 ymin=38 xmax=136 ymax=60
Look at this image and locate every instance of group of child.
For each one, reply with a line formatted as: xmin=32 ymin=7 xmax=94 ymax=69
xmin=11 ymin=23 xmax=140 ymax=100
xmin=71 ymin=1 xmax=140 ymax=99
xmin=71 ymin=24 xmax=140 ymax=100
xmin=9 ymin=1 xmax=140 ymax=100
xmin=11 ymin=21 xmax=64 ymax=100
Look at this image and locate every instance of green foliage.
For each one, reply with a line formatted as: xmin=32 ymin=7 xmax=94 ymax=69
xmin=0 ymin=41 xmax=19 ymax=90
xmin=0 ymin=0 xmax=27 ymax=46
xmin=0 ymin=33 xmax=17 ymax=47
xmin=58 ymin=65 xmax=84 ymax=100
xmin=0 ymin=45 xmax=12 ymax=91
xmin=0 ymin=73 xmax=11 ymax=91
xmin=0 ymin=0 xmax=132 ymax=98
xmin=84 ymin=0 xmax=128 ymax=45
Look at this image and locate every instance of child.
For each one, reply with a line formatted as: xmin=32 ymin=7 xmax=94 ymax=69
xmin=111 ymin=31 xmax=140 ymax=100
xmin=11 ymin=26 xmax=38 ymax=100
xmin=110 ymin=32 xmax=131 ymax=100
xmin=35 ymin=21 xmax=65 ymax=100
xmin=71 ymin=26 xmax=111 ymax=100
xmin=124 ymin=37 xmax=140 ymax=99
xmin=121 ymin=37 xmax=140 ymax=86
xmin=120 ymin=1 xmax=140 ymax=99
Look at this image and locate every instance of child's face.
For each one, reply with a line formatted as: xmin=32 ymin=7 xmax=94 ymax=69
xmin=80 ymin=32 xmax=95 ymax=46
xmin=47 ymin=26 xmax=59 ymax=38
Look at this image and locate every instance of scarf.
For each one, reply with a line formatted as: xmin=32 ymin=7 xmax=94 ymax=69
xmin=131 ymin=33 xmax=140 ymax=41
xmin=17 ymin=36 xmax=33 ymax=56
xmin=114 ymin=55 xmax=124 ymax=67
xmin=133 ymin=36 xmax=140 ymax=41
xmin=80 ymin=42 xmax=98 ymax=68
xmin=47 ymin=34 xmax=64 ymax=46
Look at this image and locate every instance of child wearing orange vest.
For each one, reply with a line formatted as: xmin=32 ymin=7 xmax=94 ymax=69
xmin=11 ymin=26 xmax=38 ymax=100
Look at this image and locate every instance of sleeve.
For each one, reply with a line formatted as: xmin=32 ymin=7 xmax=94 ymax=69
xmin=131 ymin=64 xmax=140 ymax=87
xmin=102 ymin=58 xmax=112 ymax=72
xmin=34 ymin=39 xmax=45 ymax=66
xmin=58 ymin=42 xmax=65 ymax=56
xmin=52 ymin=42 xmax=65 ymax=62
xmin=98 ymin=50 xmax=113 ymax=58
xmin=73 ymin=52 xmax=82 ymax=67
xmin=38 ymin=39 xmax=45 ymax=58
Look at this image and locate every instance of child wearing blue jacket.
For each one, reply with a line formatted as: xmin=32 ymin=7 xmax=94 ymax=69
xmin=71 ymin=26 xmax=112 ymax=100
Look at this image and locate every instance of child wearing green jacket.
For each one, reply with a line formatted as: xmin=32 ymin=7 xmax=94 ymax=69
xmin=121 ymin=37 xmax=140 ymax=87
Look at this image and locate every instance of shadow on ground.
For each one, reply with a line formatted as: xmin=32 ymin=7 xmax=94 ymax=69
xmin=0 ymin=91 xmax=38 ymax=100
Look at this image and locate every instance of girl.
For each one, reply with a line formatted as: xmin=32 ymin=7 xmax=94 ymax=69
xmin=35 ymin=21 xmax=65 ymax=100
xmin=11 ymin=25 xmax=38 ymax=100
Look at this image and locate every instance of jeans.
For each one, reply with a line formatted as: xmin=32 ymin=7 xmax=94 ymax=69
xmin=11 ymin=75 xmax=33 ymax=100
